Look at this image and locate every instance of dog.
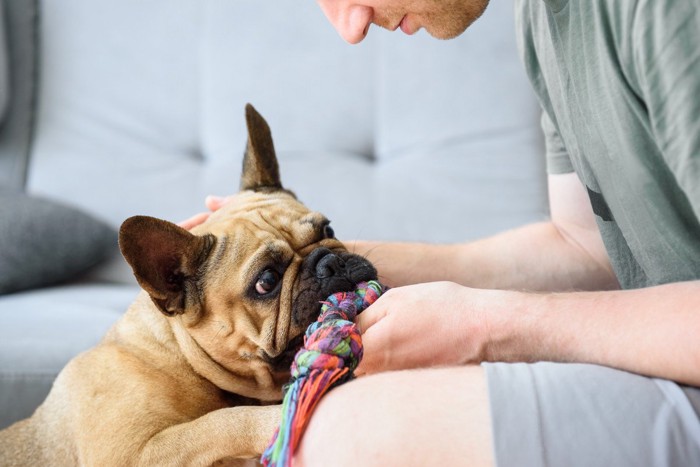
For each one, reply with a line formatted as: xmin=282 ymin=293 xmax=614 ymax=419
xmin=0 ymin=104 xmax=377 ymax=466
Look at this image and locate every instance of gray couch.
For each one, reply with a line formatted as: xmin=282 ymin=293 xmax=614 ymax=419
xmin=0 ymin=0 xmax=546 ymax=430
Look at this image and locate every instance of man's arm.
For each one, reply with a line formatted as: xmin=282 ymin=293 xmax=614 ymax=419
xmin=356 ymin=279 xmax=700 ymax=386
xmin=354 ymin=173 xmax=700 ymax=386
xmin=349 ymin=172 xmax=619 ymax=292
xmin=496 ymin=280 xmax=700 ymax=387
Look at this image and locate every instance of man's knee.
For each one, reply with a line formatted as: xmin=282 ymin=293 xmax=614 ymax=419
xmin=294 ymin=367 xmax=494 ymax=467
xmin=294 ymin=377 xmax=367 ymax=466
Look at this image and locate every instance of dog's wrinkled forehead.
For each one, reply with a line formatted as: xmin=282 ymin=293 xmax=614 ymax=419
xmin=196 ymin=191 xmax=329 ymax=249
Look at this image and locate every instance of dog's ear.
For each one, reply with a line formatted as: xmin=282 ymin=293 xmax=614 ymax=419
xmin=240 ymin=103 xmax=283 ymax=192
xmin=119 ymin=216 xmax=215 ymax=317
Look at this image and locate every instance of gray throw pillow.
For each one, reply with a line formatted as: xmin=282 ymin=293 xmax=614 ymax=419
xmin=0 ymin=193 xmax=117 ymax=294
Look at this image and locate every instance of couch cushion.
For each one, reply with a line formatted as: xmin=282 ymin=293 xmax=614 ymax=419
xmin=277 ymin=140 xmax=546 ymax=244
xmin=0 ymin=283 xmax=138 ymax=428
xmin=197 ymin=1 xmax=374 ymax=163
xmin=0 ymin=193 xmax=117 ymax=294
xmin=26 ymin=0 xmax=373 ymax=229
xmin=0 ymin=285 xmax=138 ymax=429
xmin=374 ymin=1 xmax=539 ymax=163
xmin=26 ymin=0 xmax=546 ymax=249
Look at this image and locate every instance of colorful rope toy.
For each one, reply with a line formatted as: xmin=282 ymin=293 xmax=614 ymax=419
xmin=261 ymin=280 xmax=384 ymax=467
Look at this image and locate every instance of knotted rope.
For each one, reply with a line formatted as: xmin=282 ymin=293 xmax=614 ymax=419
xmin=261 ymin=280 xmax=383 ymax=467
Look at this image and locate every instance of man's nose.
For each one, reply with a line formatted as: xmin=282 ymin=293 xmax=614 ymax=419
xmin=317 ymin=2 xmax=373 ymax=44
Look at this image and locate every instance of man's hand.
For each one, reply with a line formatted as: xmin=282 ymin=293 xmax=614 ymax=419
xmin=355 ymin=282 xmax=513 ymax=375
xmin=178 ymin=195 xmax=232 ymax=230
xmin=355 ymin=279 xmax=700 ymax=387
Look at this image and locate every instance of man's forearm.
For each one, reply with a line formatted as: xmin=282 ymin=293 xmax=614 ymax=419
xmin=490 ymin=281 xmax=700 ymax=386
xmin=348 ymin=221 xmax=619 ymax=292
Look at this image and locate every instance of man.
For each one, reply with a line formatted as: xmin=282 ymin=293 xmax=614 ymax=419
xmin=184 ymin=1 xmax=700 ymax=465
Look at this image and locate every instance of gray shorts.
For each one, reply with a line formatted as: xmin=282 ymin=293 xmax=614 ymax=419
xmin=483 ymin=362 xmax=700 ymax=467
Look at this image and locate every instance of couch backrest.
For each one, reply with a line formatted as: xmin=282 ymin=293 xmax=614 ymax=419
xmin=6 ymin=0 xmax=546 ymax=248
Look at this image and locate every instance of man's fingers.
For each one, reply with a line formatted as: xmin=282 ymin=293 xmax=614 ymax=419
xmin=354 ymin=302 xmax=390 ymax=376
xmin=177 ymin=212 xmax=210 ymax=230
xmin=355 ymin=301 xmax=389 ymax=335
xmin=178 ymin=195 xmax=234 ymax=230
xmin=205 ymin=195 xmax=234 ymax=211
xmin=354 ymin=331 xmax=379 ymax=376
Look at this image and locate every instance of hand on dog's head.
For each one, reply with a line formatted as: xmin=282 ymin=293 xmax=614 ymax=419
xmin=118 ymin=104 xmax=376 ymax=400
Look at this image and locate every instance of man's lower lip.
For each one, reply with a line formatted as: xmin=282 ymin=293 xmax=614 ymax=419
xmin=399 ymin=16 xmax=411 ymax=34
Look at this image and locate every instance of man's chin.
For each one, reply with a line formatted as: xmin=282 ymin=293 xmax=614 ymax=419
xmin=425 ymin=16 xmax=482 ymax=40
xmin=425 ymin=27 xmax=467 ymax=40
xmin=425 ymin=1 xmax=489 ymax=40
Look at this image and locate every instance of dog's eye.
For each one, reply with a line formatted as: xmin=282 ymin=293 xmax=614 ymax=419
xmin=323 ymin=224 xmax=335 ymax=239
xmin=255 ymin=269 xmax=281 ymax=295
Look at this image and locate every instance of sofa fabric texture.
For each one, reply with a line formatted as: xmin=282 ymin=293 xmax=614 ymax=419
xmin=0 ymin=0 xmax=545 ymax=429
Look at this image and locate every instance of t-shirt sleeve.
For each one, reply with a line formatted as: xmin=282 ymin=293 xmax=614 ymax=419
xmin=541 ymin=111 xmax=574 ymax=175
xmin=633 ymin=0 xmax=700 ymax=220
xmin=515 ymin=1 xmax=575 ymax=176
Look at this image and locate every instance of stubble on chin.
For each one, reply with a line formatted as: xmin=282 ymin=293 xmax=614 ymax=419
xmin=371 ymin=1 xmax=489 ymax=39
xmin=423 ymin=1 xmax=490 ymax=40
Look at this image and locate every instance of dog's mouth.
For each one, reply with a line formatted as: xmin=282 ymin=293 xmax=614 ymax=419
xmin=291 ymin=248 xmax=377 ymax=327
xmin=261 ymin=248 xmax=377 ymax=380
xmin=263 ymin=253 xmax=377 ymax=375
xmin=261 ymin=333 xmax=305 ymax=374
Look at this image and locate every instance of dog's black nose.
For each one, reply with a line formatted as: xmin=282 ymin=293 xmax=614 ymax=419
xmin=307 ymin=248 xmax=345 ymax=279
xmin=316 ymin=253 xmax=345 ymax=279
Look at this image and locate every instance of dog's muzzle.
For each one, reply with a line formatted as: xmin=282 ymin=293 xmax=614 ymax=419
xmin=306 ymin=247 xmax=376 ymax=288
xmin=292 ymin=247 xmax=377 ymax=327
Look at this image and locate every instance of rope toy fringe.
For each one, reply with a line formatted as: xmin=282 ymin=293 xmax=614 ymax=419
xmin=261 ymin=280 xmax=383 ymax=467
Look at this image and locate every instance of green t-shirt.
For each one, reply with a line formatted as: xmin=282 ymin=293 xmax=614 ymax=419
xmin=515 ymin=0 xmax=700 ymax=289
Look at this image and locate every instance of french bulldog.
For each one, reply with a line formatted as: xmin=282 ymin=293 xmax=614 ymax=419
xmin=0 ymin=104 xmax=377 ymax=466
